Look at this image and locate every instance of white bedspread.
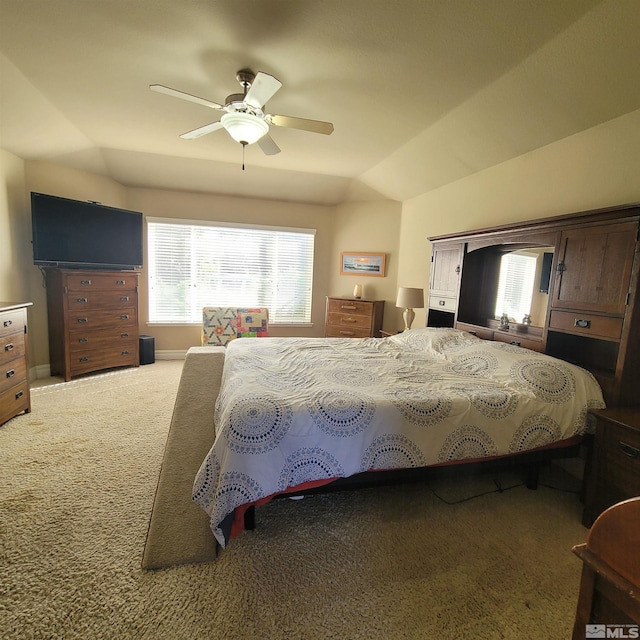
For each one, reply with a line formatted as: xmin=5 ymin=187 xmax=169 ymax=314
xmin=193 ymin=328 xmax=605 ymax=546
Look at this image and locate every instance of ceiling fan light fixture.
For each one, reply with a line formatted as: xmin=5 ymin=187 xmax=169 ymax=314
xmin=221 ymin=112 xmax=269 ymax=145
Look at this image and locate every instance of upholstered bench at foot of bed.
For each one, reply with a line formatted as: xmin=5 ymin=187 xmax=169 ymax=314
xmin=142 ymin=346 xmax=225 ymax=570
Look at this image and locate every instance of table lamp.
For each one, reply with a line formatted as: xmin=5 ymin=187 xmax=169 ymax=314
xmin=396 ymin=287 xmax=424 ymax=331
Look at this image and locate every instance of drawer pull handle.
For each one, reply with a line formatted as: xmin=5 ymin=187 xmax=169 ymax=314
xmin=618 ymin=441 xmax=640 ymax=459
xmin=79 ymin=357 xmax=89 ymax=363
xmin=469 ymin=331 xmax=477 ymax=336
xmin=78 ymin=337 xmax=89 ymax=343
xmin=339 ymin=331 xmax=355 ymax=336
xmin=5 ymin=343 xmax=14 ymax=352
xmin=510 ymin=341 xmax=521 ymax=346
xmin=77 ymin=318 xmax=88 ymax=323
xmin=121 ymin=351 xmax=129 ymax=355
xmin=438 ymin=300 xmax=446 ymax=306
xmin=120 ymin=296 xmax=129 ymax=302
xmin=6 ymin=369 xmax=15 ymax=378
xmin=80 ymin=279 xmax=92 ymax=286
xmin=76 ymin=297 xmax=88 ymax=303
xmin=121 ymin=333 xmax=129 ymax=338
xmin=15 ymin=390 xmax=24 ymax=400
xmin=116 ymin=280 xmax=126 ymax=286
xmin=3 ymin=320 xmax=12 ymax=327
xmin=343 ymin=317 xmax=357 ymax=323
xmin=341 ymin=305 xmax=357 ymax=310
xmin=120 ymin=314 xmax=129 ymax=320
xmin=574 ymin=318 xmax=591 ymax=329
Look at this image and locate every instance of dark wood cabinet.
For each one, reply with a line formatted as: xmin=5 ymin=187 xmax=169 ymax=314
xmin=0 ymin=302 xmax=32 ymax=426
xmin=325 ymin=297 xmax=384 ymax=338
xmin=428 ymin=203 xmax=640 ymax=408
xmin=552 ymin=222 xmax=636 ymax=316
xmin=582 ymin=408 xmax=640 ymax=527
xmin=45 ymin=269 xmax=139 ymax=381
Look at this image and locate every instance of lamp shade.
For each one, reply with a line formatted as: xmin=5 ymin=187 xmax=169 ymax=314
xmin=221 ymin=112 xmax=269 ymax=145
xmin=395 ymin=287 xmax=424 ymax=309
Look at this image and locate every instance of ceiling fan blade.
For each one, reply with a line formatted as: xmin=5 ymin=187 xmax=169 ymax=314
xmin=268 ymin=114 xmax=334 ymax=135
xmin=180 ymin=121 xmax=224 ymax=139
xmin=258 ymin=134 xmax=281 ymax=156
xmin=244 ymin=72 xmax=282 ymax=109
xmin=150 ymin=84 xmax=225 ymax=111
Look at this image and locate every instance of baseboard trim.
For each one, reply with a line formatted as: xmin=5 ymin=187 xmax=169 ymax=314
xmin=156 ymin=350 xmax=188 ymax=360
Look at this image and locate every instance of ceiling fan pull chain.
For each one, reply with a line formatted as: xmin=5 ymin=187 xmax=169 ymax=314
xmin=242 ymin=141 xmax=246 ymax=171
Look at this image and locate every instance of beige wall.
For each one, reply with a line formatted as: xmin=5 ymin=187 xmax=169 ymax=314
xmin=398 ymin=109 xmax=640 ymax=328
xmin=330 ymin=200 xmax=402 ymax=331
xmin=3 ymin=107 xmax=639 ymax=371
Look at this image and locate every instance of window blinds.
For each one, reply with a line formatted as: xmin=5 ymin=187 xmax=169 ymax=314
xmin=494 ymin=252 xmax=537 ymax=321
xmin=147 ymin=218 xmax=315 ymax=324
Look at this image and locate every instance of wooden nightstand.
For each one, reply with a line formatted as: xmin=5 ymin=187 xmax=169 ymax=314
xmin=324 ymin=297 xmax=384 ymax=338
xmin=582 ymin=407 xmax=640 ymax=527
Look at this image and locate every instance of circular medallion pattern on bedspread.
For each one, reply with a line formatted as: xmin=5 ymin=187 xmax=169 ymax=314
xmin=192 ymin=452 xmax=222 ymax=510
xmin=361 ymin=434 xmax=426 ymax=471
xmin=307 ymin=390 xmax=375 ymax=437
xmin=446 ymin=351 xmax=498 ymax=377
xmin=437 ymin=425 xmax=498 ymax=462
xmin=322 ymin=367 xmax=378 ymax=387
xmin=211 ymin=471 xmax=263 ymax=527
xmin=278 ymin=448 xmax=345 ymax=491
xmin=226 ymin=394 xmax=293 ymax=454
xmin=509 ymin=414 xmax=562 ymax=452
xmin=510 ymin=360 xmax=576 ymax=403
xmin=384 ymin=386 xmax=453 ymax=426
xmin=451 ymin=383 xmax=519 ymax=419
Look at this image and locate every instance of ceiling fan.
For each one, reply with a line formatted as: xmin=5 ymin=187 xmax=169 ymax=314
xmin=150 ymin=69 xmax=334 ymax=156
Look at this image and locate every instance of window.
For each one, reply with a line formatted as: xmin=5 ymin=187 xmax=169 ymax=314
xmin=147 ymin=218 xmax=315 ymax=324
xmin=494 ymin=251 xmax=537 ymax=321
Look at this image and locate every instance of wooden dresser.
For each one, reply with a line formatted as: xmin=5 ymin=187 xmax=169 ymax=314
xmin=45 ymin=269 xmax=139 ymax=381
xmin=325 ymin=297 xmax=384 ymax=338
xmin=0 ymin=302 xmax=32 ymax=426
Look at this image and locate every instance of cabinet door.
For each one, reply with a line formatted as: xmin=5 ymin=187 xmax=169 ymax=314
xmin=429 ymin=242 xmax=463 ymax=298
xmin=551 ymin=222 xmax=637 ymax=315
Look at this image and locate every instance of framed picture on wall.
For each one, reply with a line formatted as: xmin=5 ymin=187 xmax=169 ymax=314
xmin=340 ymin=252 xmax=386 ymax=277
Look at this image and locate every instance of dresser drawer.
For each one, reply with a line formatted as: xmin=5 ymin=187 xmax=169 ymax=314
xmin=429 ymin=296 xmax=457 ymax=313
xmin=67 ymin=307 xmax=137 ymax=330
xmin=549 ymin=310 xmax=623 ymax=340
xmin=0 ymin=307 xmax=26 ymax=339
xmin=67 ymin=290 xmax=137 ymax=310
xmin=1 ymin=357 xmax=27 ymax=394
xmin=0 ymin=380 xmax=30 ymax=424
xmin=326 ymin=312 xmax=372 ymax=330
xmin=325 ymin=325 xmax=373 ymax=338
xmin=455 ymin=322 xmax=493 ymax=341
xmin=65 ymin=273 xmax=138 ymax=291
xmin=327 ymin=299 xmax=375 ymax=316
xmin=69 ymin=345 xmax=139 ymax=377
xmin=1 ymin=329 xmax=26 ymax=360
xmin=68 ymin=329 xmax=137 ymax=353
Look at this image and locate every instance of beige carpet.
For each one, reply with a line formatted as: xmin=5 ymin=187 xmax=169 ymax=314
xmin=0 ymin=360 xmax=589 ymax=639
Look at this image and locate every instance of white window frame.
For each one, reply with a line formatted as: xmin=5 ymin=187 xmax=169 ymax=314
xmin=147 ymin=217 xmax=316 ymax=325
xmin=494 ymin=251 xmax=538 ymax=322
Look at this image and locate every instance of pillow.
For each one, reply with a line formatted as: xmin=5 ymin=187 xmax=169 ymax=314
xmin=387 ymin=327 xmax=480 ymax=355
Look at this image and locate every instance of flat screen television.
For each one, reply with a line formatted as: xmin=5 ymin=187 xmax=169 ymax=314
xmin=31 ymin=192 xmax=143 ymax=270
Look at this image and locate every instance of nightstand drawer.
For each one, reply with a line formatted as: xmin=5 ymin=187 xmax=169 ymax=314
xmin=0 ymin=308 xmax=26 ymax=339
xmin=327 ymin=299 xmax=374 ymax=315
xmin=326 ymin=312 xmax=372 ymax=330
xmin=601 ymin=422 xmax=640 ymax=493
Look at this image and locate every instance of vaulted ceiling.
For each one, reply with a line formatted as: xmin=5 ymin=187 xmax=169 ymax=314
xmin=1 ymin=0 xmax=639 ymax=205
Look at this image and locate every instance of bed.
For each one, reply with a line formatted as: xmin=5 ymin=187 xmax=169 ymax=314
xmin=191 ymin=327 xmax=605 ymax=548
